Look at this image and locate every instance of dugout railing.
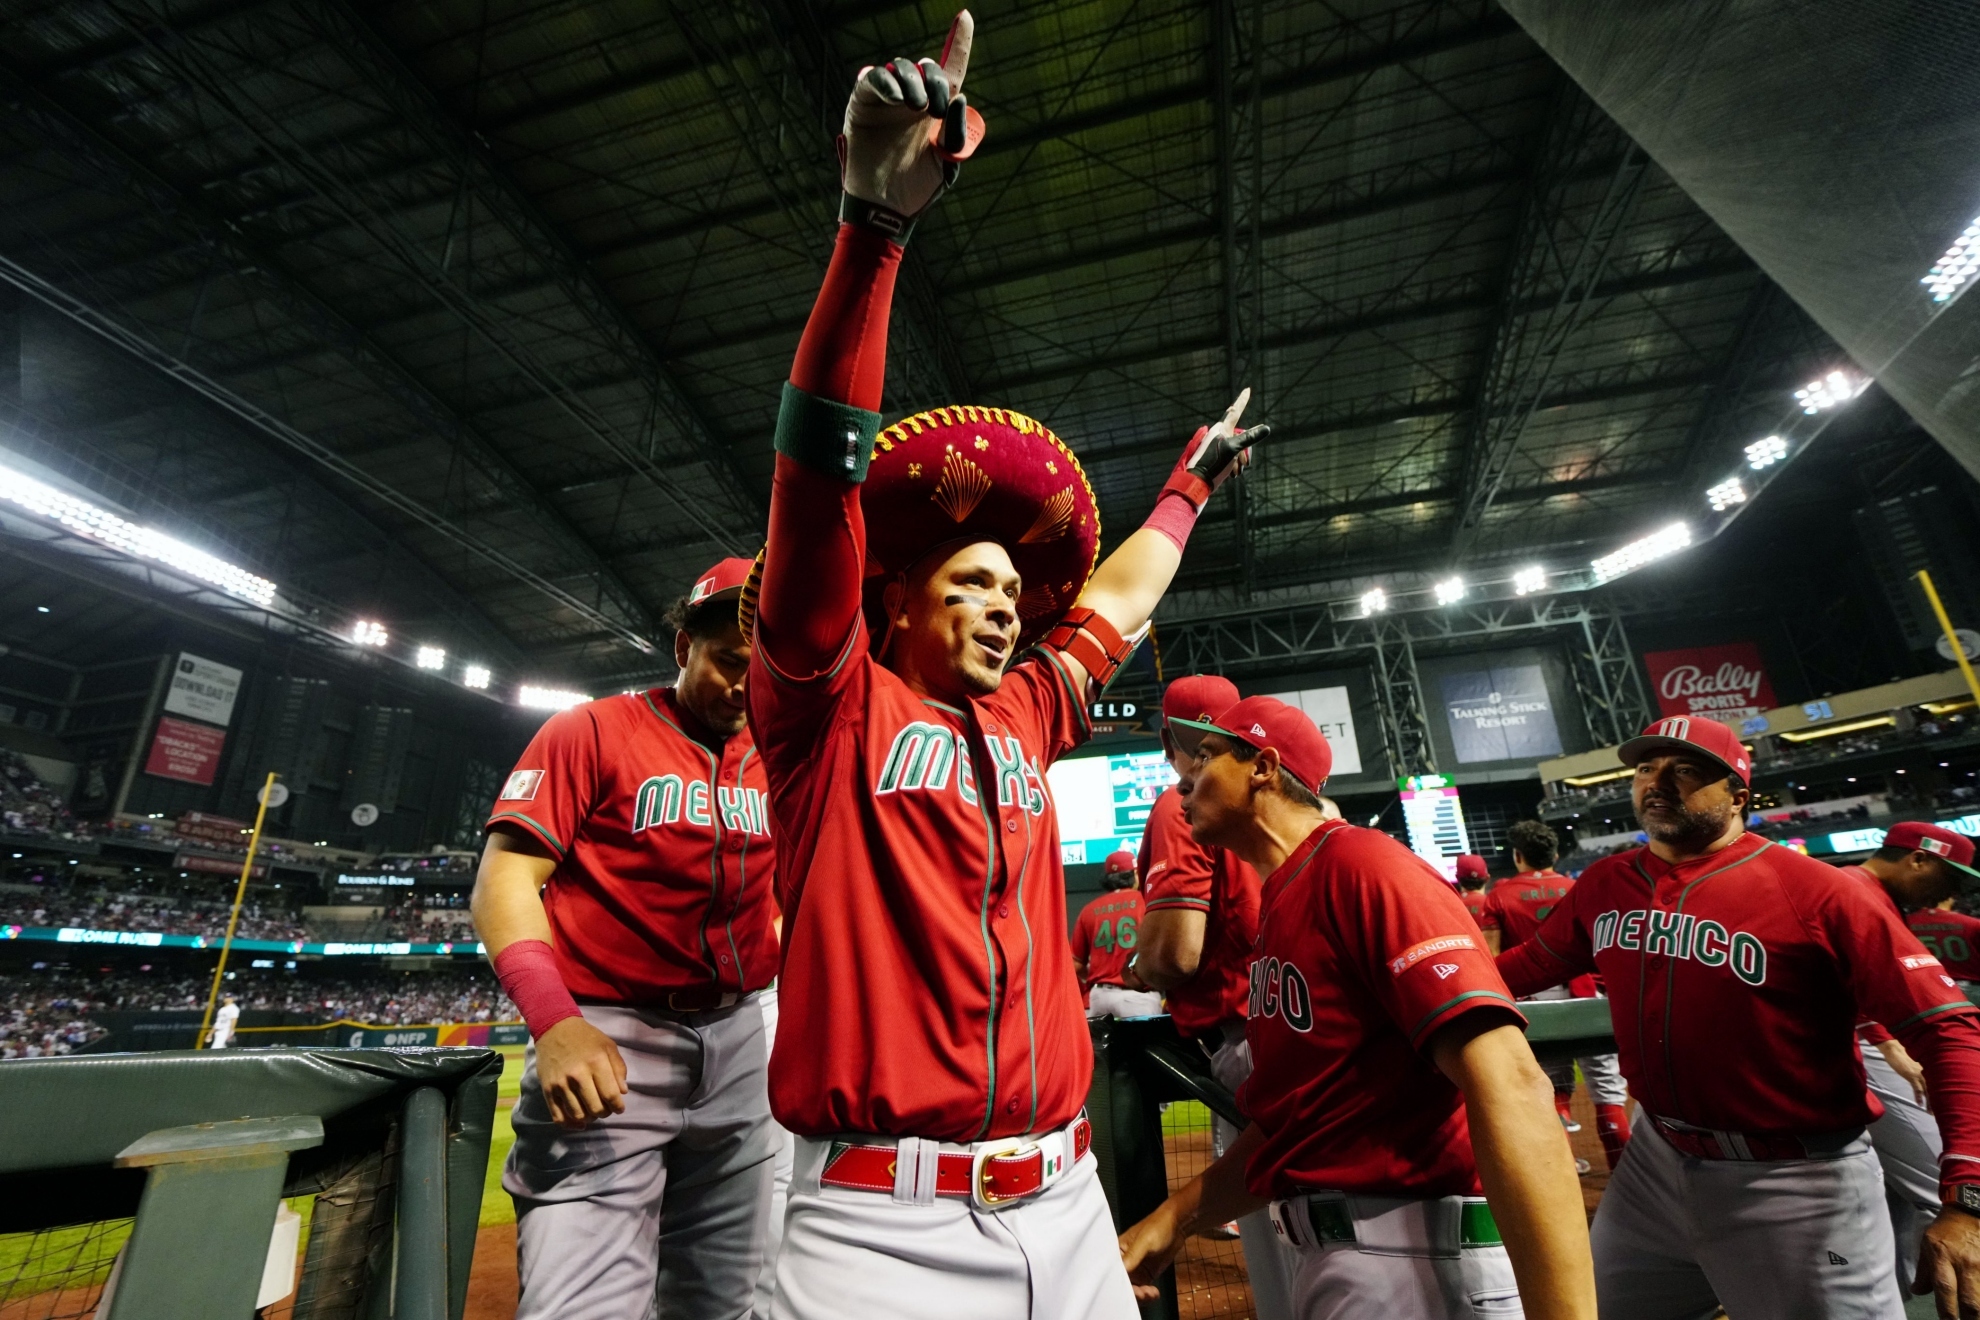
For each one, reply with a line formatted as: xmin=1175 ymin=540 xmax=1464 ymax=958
xmin=1088 ymin=997 xmax=1617 ymax=1320
xmin=0 ymin=1047 xmax=501 ymax=1320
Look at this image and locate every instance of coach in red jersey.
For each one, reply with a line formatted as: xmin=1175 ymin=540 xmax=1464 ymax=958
xmin=1072 ymin=851 xmax=1162 ymax=1020
xmin=473 ymin=556 xmax=783 ymax=1320
xmin=1498 ymin=717 xmax=1980 ymax=1320
xmin=1132 ymin=673 xmax=1295 ymax=1318
xmin=1842 ymin=822 xmax=1980 ymax=1303
xmin=741 ymin=14 xmax=1268 ymax=1318
xmin=1121 ymin=696 xmax=1595 ymax=1320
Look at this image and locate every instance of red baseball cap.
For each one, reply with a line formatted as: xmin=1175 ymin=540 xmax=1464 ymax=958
xmin=1884 ymin=822 xmax=1980 ymax=882
xmin=1170 ymin=695 xmax=1334 ymax=796
xmin=1103 ymin=849 xmax=1137 ymax=875
xmin=686 ymin=557 xmax=754 ymax=605
xmin=1454 ymin=854 xmax=1489 ymax=882
xmin=1162 ymin=675 xmax=1240 ymax=728
xmin=1617 ymin=715 xmax=1753 ymax=784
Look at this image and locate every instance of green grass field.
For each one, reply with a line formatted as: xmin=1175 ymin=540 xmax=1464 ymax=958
xmin=481 ymin=1044 xmax=526 ymax=1226
xmin=1160 ymin=1099 xmax=1212 ymax=1139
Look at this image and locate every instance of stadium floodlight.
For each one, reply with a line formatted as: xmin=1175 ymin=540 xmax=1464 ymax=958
xmin=1512 ymin=566 xmax=1546 ymax=596
xmin=519 ymin=685 xmax=589 ymax=711
xmin=1433 ymin=576 xmax=1466 ymax=605
xmin=1745 ymin=435 xmax=1788 ymax=470
xmin=1359 ymin=586 xmax=1388 ymax=617
xmin=462 ymin=664 xmax=491 ymax=690
xmin=1793 ymin=369 xmax=1869 ymax=414
xmin=0 ymin=457 xmax=277 ymax=606
xmin=415 ymin=645 xmax=446 ymax=670
xmin=1707 ymin=478 xmax=1747 ymax=512
xmin=350 ymin=620 xmax=388 ymax=647
xmin=1591 ymin=522 xmax=1692 ymax=584
xmin=1923 ymin=215 xmax=1980 ymax=302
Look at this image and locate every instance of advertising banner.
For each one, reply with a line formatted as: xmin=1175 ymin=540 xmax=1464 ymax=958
xmin=1264 ymin=686 xmax=1364 ymax=776
xmin=162 ymin=652 xmax=243 ymax=727
xmin=1439 ymin=665 xmax=1564 ymax=764
xmin=143 ymin=716 xmax=227 ymax=786
xmin=1642 ymin=643 xmax=1777 ymax=723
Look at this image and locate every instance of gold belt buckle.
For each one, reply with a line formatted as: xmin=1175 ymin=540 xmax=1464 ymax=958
xmin=969 ymin=1137 xmax=1029 ymax=1212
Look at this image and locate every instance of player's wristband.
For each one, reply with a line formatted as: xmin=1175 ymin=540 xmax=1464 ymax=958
xmin=839 ymin=192 xmax=918 ymax=246
xmin=493 ymin=939 xmax=583 ymax=1040
xmin=1141 ymin=490 xmax=1201 ymax=554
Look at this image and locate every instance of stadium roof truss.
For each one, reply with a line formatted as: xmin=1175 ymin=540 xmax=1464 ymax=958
xmin=0 ymin=0 xmax=1858 ymax=682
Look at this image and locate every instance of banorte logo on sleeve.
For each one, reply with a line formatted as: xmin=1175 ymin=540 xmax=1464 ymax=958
xmin=1388 ymin=934 xmax=1478 ymax=976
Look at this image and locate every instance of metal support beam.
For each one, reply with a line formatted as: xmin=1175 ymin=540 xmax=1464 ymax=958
xmin=1372 ymin=616 xmax=1437 ymax=778
xmin=1567 ymin=608 xmax=1653 ymax=746
xmin=0 ymin=57 xmax=661 ymax=653
xmin=1214 ymin=0 xmax=1266 ymax=595
xmin=1450 ymin=84 xmax=1649 ymax=548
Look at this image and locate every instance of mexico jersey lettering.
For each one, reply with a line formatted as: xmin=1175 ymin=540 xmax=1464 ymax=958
xmin=1238 ymin=820 xmax=1522 ymax=1202
xmin=750 ymin=635 xmax=1094 ymax=1144
xmin=487 ymin=688 xmax=778 ymax=1004
xmin=1498 ymin=833 xmax=1977 ymax=1135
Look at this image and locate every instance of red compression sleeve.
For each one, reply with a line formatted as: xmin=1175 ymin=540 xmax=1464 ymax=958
xmin=1898 ymin=1011 xmax=1980 ymax=1199
xmin=790 ymin=224 xmax=901 ymax=409
xmin=1142 ymin=491 xmax=1200 ymax=553
xmin=757 ymin=225 xmax=902 ymax=677
xmin=493 ymin=939 xmax=582 ymax=1040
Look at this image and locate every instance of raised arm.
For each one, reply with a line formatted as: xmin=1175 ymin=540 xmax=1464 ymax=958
xmin=754 ymin=15 xmax=979 ymax=684
xmin=1496 ymin=888 xmax=1593 ymax=996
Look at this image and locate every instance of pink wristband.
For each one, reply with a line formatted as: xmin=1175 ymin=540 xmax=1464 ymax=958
xmin=1142 ymin=490 xmax=1201 ymax=554
xmin=493 ymin=939 xmax=583 ymax=1040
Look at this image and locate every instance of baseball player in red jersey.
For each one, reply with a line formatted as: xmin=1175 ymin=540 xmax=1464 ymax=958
xmin=741 ymin=14 xmax=1269 ymax=1317
xmin=1072 ymin=851 xmax=1162 ymax=1019
xmin=1840 ymin=823 xmax=1980 ymax=1301
xmin=472 ymin=556 xmax=785 ymax=1320
xmin=1479 ymin=821 xmax=1629 ymax=1172
xmin=1133 ymin=673 xmax=1297 ymax=1319
xmin=1496 ymin=717 xmax=1980 ymax=1320
xmin=1121 ymin=696 xmax=1596 ymax=1320
xmin=1911 ymin=900 xmax=1980 ymax=981
xmin=1456 ymin=854 xmax=1491 ymax=926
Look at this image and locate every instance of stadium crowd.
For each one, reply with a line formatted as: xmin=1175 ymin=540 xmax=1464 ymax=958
xmin=0 ymin=887 xmax=309 ymax=942
xmin=0 ymin=965 xmax=516 ymax=1056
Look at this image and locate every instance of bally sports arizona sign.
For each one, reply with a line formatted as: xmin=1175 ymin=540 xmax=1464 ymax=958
xmin=1642 ymin=643 xmax=1778 ymax=724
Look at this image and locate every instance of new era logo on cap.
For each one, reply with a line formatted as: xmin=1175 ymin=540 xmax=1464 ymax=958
xmin=1250 ymin=723 xmax=1269 ymax=738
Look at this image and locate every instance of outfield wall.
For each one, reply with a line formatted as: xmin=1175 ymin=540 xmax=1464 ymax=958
xmin=80 ymin=1010 xmax=526 ymax=1052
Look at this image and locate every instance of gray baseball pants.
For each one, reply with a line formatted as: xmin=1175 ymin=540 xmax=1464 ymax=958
xmin=1269 ymin=1193 xmax=1522 ymax=1318
xmin=770 ymin=1131 xmax=1137 ymax=1320
xmin=1208 ymin=1033 xmax=1300 ymax=1320
xmin=1864 ymin=1046 xmax=1941 ymax=1295
xmin=1590 ymin=1113 xmax=1903 ymax=1319
xmin=1086 ymin=984 xmax=1164 ymax=1019
xmin=506 ymin=996 xmax=781 ymax=1320
xmin=1525 ymin=987 xmax=1625 ymax=1103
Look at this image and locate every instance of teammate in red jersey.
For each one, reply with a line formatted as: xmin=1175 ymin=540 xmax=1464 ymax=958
xmin=743 ymin=14 xmax=1268 ymax=1316
xmin=1912 ymin=900 xmax=1980 ymax=980
xmin=473 ymin=556 xmax=784 ymax=1320
xmin=1121 ymin=696 xmax=1595 ymax=1320
xmin=1456 ymin=854 xmax=1492 ymax=926
xmin=1841 ymin=822 xmax=1980 ymax=1302
xmin=1497 ymin=718 xmax=1980 ymax=1320
xmin=1480 ymin=821 xmax=1629 ymax=1171
xmin=1072 ymin=851 xmax=1162 ymax=1019
xmin=1132 ymin=673 xmax=1295 ymax=1318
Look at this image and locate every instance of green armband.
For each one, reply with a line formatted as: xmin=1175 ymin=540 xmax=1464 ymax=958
xmin=775 ymin=383 xmax=881 ymax=483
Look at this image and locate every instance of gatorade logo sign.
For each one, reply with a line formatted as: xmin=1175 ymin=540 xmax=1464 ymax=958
xmin=1591 ymin=908 xmax=1769 ymax=986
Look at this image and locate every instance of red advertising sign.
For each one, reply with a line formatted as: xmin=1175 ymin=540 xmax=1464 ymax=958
xmin=1642 ymin=643 xmax=1778 ymax=723
xmin=143 ymin=717 xmax=227 ymax=786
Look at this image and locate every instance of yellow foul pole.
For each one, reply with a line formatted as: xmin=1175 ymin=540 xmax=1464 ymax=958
xmin=196 ymin=771 xmax=278 ymax=1049
xmin=1916 ymin=570 xmax=1980 ymax=713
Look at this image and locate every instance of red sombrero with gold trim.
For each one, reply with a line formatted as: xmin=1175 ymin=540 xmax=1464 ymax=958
xmin=739 ymin=405 xmax=1100 ymax=654
xmin=862 ymin=404 xmax=1099 ymax=652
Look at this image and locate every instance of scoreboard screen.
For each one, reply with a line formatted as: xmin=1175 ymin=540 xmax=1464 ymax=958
xmin=1047 ymin=750 xmax=1176 ymax=866
xmin=1401 ymin=784 xmax=1472 ymax=881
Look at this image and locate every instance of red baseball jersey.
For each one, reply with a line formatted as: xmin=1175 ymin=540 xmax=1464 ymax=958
xmin=1908 ymin=908 xmax=1980 ymax=981
xmin=1240 ymin=819 xmax=1524 ymax=1201
xmin=750 ymin=639 xmax=1093 ymax=1142
xmin=1460 ymin=888 xmax=1489 ymax=927
xmin=1481 ymin=870 xmax=1597 ymax=998
xmin=486 ymin=688 xmax=778 ymax=1003
xmin=1139 ymin=786 xmax=1261 ymax=1037
xmin=1072 ymin=889 xmax=1143 ymax=989
xmin=1498 ymin=833 xmax=1979 ymax=1136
